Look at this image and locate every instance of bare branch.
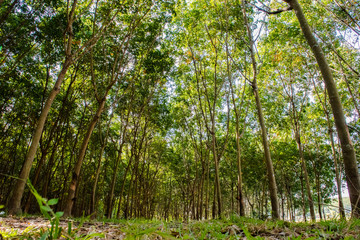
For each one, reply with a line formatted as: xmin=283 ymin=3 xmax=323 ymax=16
xmin=248 ymin=1 xmax=293 ymax=15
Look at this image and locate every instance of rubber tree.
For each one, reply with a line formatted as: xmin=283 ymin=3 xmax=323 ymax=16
xmin=283 ymin=0 xmax=360 ymax=218
xmin=7 ymin=0 xmax=120 ymax=215
xmin=311 ymin=77 xmax=346 ymax=218
xmin=241 ymin=0 xmax=280 ymax=219
xmin=7 ymin=0 xmax=79 ymax=215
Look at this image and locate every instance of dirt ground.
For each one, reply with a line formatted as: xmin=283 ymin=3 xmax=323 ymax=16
xmin=1 ymin=216 xmax=360 ymax=239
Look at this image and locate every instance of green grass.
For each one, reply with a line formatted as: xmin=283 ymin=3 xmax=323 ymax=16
xmin=1 ymin=186 xmax=360 ymax=240
xmin=1 ymin=216 xmax=360 ymax=239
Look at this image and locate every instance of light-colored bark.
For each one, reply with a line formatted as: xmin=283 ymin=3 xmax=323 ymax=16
xmin=311 ymin=78 xmax=346 ymax=218
xmin=295 ymin=129 xmax=316 ymax=221
xmin=285 ymin=0 xmax=360 ymax=217
xmin=242 ymin=0 xmax=280 ymax=219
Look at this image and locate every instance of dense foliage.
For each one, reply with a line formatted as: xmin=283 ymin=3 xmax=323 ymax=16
xmin=0 ymin=0 xmax=359 ymax=221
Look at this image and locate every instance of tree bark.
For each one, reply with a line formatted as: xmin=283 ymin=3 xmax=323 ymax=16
xmin=285 ymin=0 xmax=360 ymax=218
xmin=295 ymin=128 xmax=316 ymax=221
xmin=106 ymin=144 xmax=124 ymax=218
xmin=7 ymin=0 xmax=78 ymax=215
xmin=7 ymin=60 xmax=72 ymax=215
xmin=330 ymin=129 xmax=346 ymax=218
xmin=299 ymin=172 xmax=307 ymax=222
xmin=211 ymin=127 xmax=222 ymax=218
xmin=227 ymin=47 xmax=246 ymax=217
xmin=63 ymin=98 xmax=106 ymax=217
xmin=312 ymin=78 xmax=346 ymax=218
xmin=316 ymin=171 xmax=323 ymax=220
xmin=242 ymin=0 xmax=280 ymax=219
xmin=90 ymin=136 xmax=106 ymax=216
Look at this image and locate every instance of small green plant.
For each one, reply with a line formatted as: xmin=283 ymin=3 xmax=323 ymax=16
xmin=27 ymin=180 xmax=104 ymax=239
xmin=27 ymin=179 xmax=64 ymax=239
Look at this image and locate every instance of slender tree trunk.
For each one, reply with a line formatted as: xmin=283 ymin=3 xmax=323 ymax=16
xmin=229 ymin=78 xmax=246 ymax=216
xmin=199 ymin=168 xmax=204 ymax=219
xmin=63 ymin=98 xmax=106 ymax=217
xmin=252 ymin=77 xmax=280 ymax=219
xmin=90 ymin=139 xmax=106 ymax=215
xmin=205 ymin=152 xmax=210 ymax=219
xmin=281 ymin=193 xmax=285 ymax=220
xmin=7 ymin=0 xmax=78 ymax=215
xmin=24 ymin=149 xmax=48 ymax=213
xmin=211 ymin=128 xmax=222 ymax=218
xmin=24 ymin=74 xmax=76 ymax=213
xmin=106 ymin=145 xmax=123 ymax=218
xmin=235 ymin=141 xmax=246 ymax=216
xmin=212 ymin=179 xmax=217 ymax=219
xmin=300 ymin=173 xmax=307 ymax=222
xmin=7 ymin=60 xmax=72 ymax=215
xmin=285 ymin=0 xmax=360 ymax=217
xmin=295 ymin=128 xmax=316 ymax=221
xmin=316 ymin=173 xmax=323 ymax=220
xmin=312 ymin=77 xmax=346 ymax=218
xmin=116 ymin=150 xmax=135 ymax=218
xmin=330 ymin=129 xmax=346 ymax=218
xmin=242 ymin=0 xmax=279 ymax=219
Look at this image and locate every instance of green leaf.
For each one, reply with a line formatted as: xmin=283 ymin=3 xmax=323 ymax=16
xmin=55 ymin=211 xmax=64 ymax=218
xmin=48 ymin=198 xmax=58 ymax=205
xmin=40 ymin=205 xmax=52 ymax=212
xmin=68 ymin=222 xmax=72 ymax=235
xmin=82 ymin=232 xmax=105 ymax=240
xmin=40 ymin=232 xmax=49 ymax=240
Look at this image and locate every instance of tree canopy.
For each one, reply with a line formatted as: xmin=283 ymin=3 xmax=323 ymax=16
xmin=0 ymin=0 xmax=359 ymax=221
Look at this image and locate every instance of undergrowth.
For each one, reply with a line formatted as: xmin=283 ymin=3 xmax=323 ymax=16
xmin=1 ymin=215 xmax=360 ymax=239
xmin=0 ymin=184 xmax=359 ymax=239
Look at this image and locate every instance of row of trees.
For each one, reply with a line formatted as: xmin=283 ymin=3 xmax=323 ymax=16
xmin=0 ymin=0 xmax=359 ymax=220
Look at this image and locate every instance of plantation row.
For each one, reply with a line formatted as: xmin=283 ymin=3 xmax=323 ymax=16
xmin=0 ymin=0 xmax=359 ymax=221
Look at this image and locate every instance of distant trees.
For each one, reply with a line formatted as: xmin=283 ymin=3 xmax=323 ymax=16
xmin=1 ymin=0 xmax=358 ymax=220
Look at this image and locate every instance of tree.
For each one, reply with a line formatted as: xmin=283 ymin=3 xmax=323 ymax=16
xmin=241 ymin=0 xmax=280 ymax=219
xmin=283 ymin=0 xmax=360 ymax=218
xmin=7 ymin=0 xmax=121 ymax=215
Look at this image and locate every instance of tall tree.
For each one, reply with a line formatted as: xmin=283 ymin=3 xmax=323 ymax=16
xmin=283 ymin=0 xmax=360 ymax=218
xmin=241 ymin=0 xmax=280 ymax=219
xmin=7 ymin=0 xmax=119 ymax=215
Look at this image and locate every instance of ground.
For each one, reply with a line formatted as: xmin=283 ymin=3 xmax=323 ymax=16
xmin=1 ymin=216 xmax=360 ymax=239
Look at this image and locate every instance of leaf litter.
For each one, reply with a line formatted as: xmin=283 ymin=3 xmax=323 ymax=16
xmin=1 ymin=216 xmax=359 ymax=239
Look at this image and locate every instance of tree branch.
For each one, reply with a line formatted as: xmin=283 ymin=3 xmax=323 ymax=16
xmin=248 ymin=1 xmax=293 ymax=15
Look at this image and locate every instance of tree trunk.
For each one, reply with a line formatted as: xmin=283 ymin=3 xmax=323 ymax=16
xmin=116 ymin=150 xmax=135 ymax=218
xmin=90 ymin=140 xmax=106 ymax=216
xmin=106 ymin=145 xmax=123 ymax=218
xmin=7 ymin=0 xmax=78 ymax=215
xmin=212 ymin=179 xmax=217 ymax=219
xmin=211 ymin=129 xmax=222 ymax=218
xmin=63 ymin=98 xmax=106 ymax=217
xmin=24 ymin=74 xmax=76 ymax=213
xmin=312 ymin=77 xmax=346 ymax=218
xmin=316 ymin=172 xmax=323 ymax=220
xmin=242 ymin=0 xmax=279 ymax=219
xmin=330 ymin=129 xmax=346 ymax=218
xmin=286 ymin=0 xmax=360 ymax=218
xmin=295 ymin=128 xmax=316 ymax=221
xmin=205 ymin=152 xmax=210 ymax=219
xmin=300 ymin=173 xmax=307 ymax=222
xmin=7 ymin=60 xmax=72 ymax=215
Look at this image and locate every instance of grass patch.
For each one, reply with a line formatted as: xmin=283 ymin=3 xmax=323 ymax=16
xmin=1 ymin=215 xmax=360 ymax=239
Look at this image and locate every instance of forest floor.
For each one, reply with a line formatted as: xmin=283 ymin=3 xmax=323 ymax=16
xmin=1 ymin=216 xmax=360 ymax=239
